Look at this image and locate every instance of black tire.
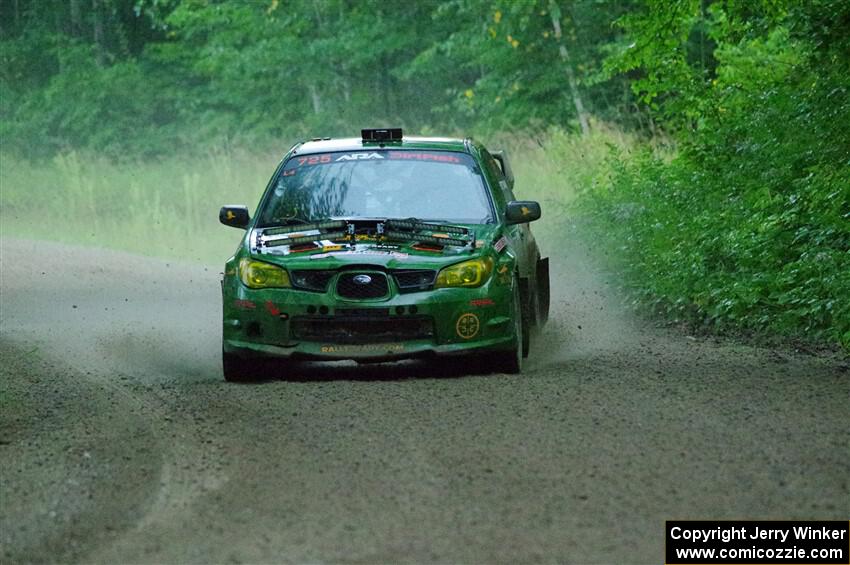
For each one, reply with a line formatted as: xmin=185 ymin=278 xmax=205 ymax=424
xmin=536 ymin=257 xmax=550 ymax=327
xmin=222 ymin=349 xmax=261 ymax=382
xmin=517 ymin=278 xmax=532 ymax=358
xmin=491 ymin=278 xmax=524 ymax=374
xmin=520 ymin=286 xmax=531 ymax=358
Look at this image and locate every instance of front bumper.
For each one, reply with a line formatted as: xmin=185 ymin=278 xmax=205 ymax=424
xmin=222 ymin=276 xmax=515 ymax=361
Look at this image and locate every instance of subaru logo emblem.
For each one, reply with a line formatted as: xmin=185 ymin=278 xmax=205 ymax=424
xmin=353 ymin=274 xmax=372 ymax=285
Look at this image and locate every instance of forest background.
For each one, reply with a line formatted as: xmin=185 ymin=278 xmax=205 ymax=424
xmin=1 ymin=0 xmax=847 ymax=349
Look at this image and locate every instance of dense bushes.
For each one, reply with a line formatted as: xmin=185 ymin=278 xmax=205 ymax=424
xmin=579 ymin=2 xmax=850 ymax=349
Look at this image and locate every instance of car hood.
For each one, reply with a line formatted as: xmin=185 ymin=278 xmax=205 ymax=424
xmin=249 ymin=223 xmax=503 ymax=270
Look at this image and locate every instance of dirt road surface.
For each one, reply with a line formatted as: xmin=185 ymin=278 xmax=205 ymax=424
xmin=1 ymin=237 xmax=847 ymax=563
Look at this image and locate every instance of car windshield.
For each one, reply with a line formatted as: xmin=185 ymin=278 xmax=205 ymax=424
xmin=257 ymin=150 xmax=493 ymax=227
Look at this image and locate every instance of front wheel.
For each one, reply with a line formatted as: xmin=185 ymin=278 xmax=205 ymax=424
xmin=222 ymin=349 xmax=262 ymax=382
xmin=491 ymin=278 xmax=524 ymax=374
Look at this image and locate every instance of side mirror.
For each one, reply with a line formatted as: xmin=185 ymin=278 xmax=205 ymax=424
xmin=219 ymin=205 xmax=250 ymax=229
xmin=505 ymin=200 xmax=541 ymax=224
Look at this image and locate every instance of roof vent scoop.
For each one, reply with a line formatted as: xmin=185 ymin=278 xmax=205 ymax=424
xmin=361 ymin=128 xmax=403 ymax=142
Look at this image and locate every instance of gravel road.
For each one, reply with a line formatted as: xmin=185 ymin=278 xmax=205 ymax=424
xmin=1 ymin=237 xmax=847 ymax=563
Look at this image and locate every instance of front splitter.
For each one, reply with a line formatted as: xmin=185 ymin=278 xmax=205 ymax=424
xmin=223 ymin=335 xmax=514 ymax=362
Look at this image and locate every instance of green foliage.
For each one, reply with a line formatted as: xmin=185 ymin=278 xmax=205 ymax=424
xmin=0 ymin=0 xmax=635 ymax=156
xmin=581 ymin=0 xmax=850 ymax=349
xmin=505 ymin=124 xmax=634 ymax=218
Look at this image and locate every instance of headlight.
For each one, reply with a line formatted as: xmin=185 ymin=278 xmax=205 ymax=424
xmin=239 ymin=258 xmax=291 ymax=289
xmin=435 ymin=257 xmax=494 ymax=288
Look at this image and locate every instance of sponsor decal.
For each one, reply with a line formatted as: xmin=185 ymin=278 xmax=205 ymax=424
xmin=456 ymin=313 xmax=480 ymax=339
xmin=387 ymin=152 xmax=462 ymax=164
xmin=412 ymin=243 xmax=444 ymax=252
xmin=234 ymin=299 xmax=256 ymax=310
xmin=289 ymin=242 xmax=319 ymax=253
xmin=264 ymin=301 xmax=281 ymax=316
xmin=320 ymin=344 xmax=405 ymax=353
xmin=493 ymin=236 xmax=507 ymax=252
xmin=335 ymin=152 xmax=384 ymax=161
xmin=470 ymin=298 xmax=495 ymax=307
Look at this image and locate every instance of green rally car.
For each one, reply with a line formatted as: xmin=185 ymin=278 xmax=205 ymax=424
xmin=219 ymin=128 xmax=549 ymax=380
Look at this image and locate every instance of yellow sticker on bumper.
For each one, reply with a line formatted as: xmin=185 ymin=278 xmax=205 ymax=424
xmin=456 ymin=313 xmax=480 ymax=339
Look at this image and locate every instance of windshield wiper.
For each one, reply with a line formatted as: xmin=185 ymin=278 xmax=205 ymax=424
xmin=386 ymin=217 xmax=449 ymax=224
xmin=260 ymin=217 xmax=314 ymax=228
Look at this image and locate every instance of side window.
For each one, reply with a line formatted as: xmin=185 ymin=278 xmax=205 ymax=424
xmin=484 ymin=151 xmax=503 ymax=180
xmin=485 ymin=153 xmax=505 ymax=179
xmin=481 ymin=149 xmax=515 ymax=202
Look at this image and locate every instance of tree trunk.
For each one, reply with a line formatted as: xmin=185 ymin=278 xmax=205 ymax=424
xmin=341 ymin=77 xmax=351 ymax=103
xmin=92 ymin=0 xmax=105 ymax=65
xmin=549 ymin=1 xmax=590 ymax=136
xmin=309 ymin=83 xmax=322 ymax=115
xmin=70 ymin=0 xmax=83 ymax=37
xmin=53 ymin=0 xmax=64 ymax=72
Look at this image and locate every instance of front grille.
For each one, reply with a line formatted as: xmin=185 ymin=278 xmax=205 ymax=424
xmin=290 ymin=270 xmax=335 ymax=292
xmin=336 ymin=308 xmax=390 ymax=317
xmin=336 ymin=272 xmax=389 ymax=299
xmin=291 ymin=316 xmax=434 ymax=343
xmin=392 ymin=269 xmax=437 ymax=293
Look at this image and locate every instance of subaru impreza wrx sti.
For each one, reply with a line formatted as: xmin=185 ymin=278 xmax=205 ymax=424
xmin=219 ymin=128 xmax=548 ymax=380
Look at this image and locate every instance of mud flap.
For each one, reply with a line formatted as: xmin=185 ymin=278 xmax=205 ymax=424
xmin=537 ymin=257 xmax=550 ymax=327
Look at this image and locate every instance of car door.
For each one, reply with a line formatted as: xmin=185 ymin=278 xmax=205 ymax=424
xmin=480 ymin=148 xmax=537 ymax=280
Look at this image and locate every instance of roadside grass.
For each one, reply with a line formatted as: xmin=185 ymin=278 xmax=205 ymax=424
xmin=0 ymin=149 xmax=279 ymax=263
xmin=0 ymin=128 xmax=629 ymax=264
xmin=487 ymin=125 xmax=635 ymax=256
